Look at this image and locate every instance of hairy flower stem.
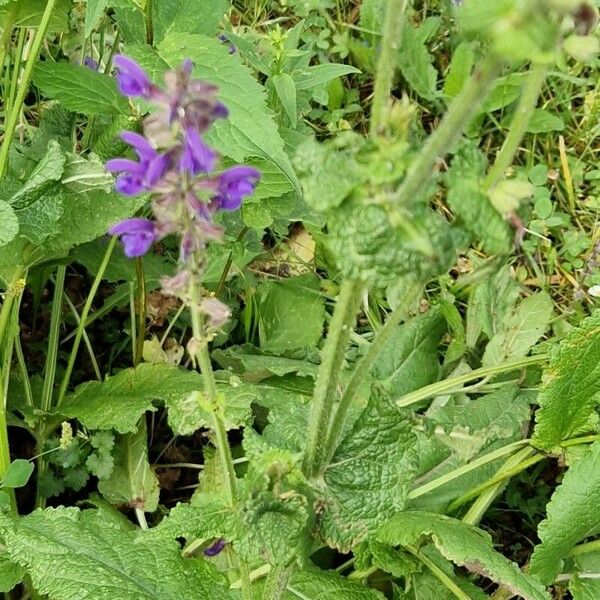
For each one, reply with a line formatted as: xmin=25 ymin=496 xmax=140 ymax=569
xmin=369 ymin=0 xmax=408 ymax=137
xmin=188 ymin=278 xmax=237 ymax=506
xmin=394 ymin=53 xmax=502 ymax=207
xmin=262 ymin=566 xmax=291 ymax=600
xmin=484 ymin=63 xmax=549 ymax=190
xmin=144 ymin=0 xmax=153 ymax=46
xmin=395 ymin=353 xmax=548 ymax=408
xmin=134 ymin=257 xmax=147 ymax=366
xmin=56 ymin=236 xmax=117 ymax=406
xmin=322 ymin=283 xmax=422 ymax=465
xmin=302 ymin=280 xmax=363 ymax=478
xmin=0 ymin=0 xmax=58 ymax=176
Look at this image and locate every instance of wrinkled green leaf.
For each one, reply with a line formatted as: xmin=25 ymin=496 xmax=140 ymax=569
xmin=0 ymin=202 xmax=18 ymax=247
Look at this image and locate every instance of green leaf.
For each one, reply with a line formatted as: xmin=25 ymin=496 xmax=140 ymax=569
xmin=257 ymin=274 xmax=325 ymax=355
xmin=446 ymin=144 xmax=512 ymax=255
xmin=0 ymin=0 xmax=71 ymax=32
xmin=318 ymin=389 xmax=418 ymax=552
xmin=373 ymin=309 xmax=445 ymax=398
xmin=482 ymin=291 xmax=552 ymax=367
xmin=530 ymin=442 xmax=600 ymax=584
xmin=152 ymin=0 xmax=228 ymax=43
xmin=127 ymin=34 xmax=300 ymax=192
xmin=33 ymin=62 xmax=130 ymax=116
xmin=532 ymin=310 xmax=600 ymax=450
xmin=61 ymin=152 xmax=114 ymax=194
xmin=98 ymin=423 xmax=159 ymax=512
xmin=569 ymin=551 xmax=600 ymax=600
xmin=444 ymin=41 xmax=475 ymax=98
xmin=0 ymin=507 xmax=234 ymax=599
xmin=398 ymin=20 xmax=439 ymax=101
xmin=0 ymin=552 xmax=23 ymax=593
xmin=2 ymin=459 xmax=34 ymax=489
xmin=524 ymin=108 xmax=565 ymax=133
xmin=286 ymin=566 xmax=385 ymax=599
xmin=84 ymin=0 xmax=109 ymax=37
xmin=10 ymin=140 xmax=65 ymax=209
xmin=273 ymin=72 xmax=297 ymax=126
xmin=293 ymin=63 xmax=360 ymax=90
xmin=0 ymin=202 xmax=18 ymax=247
xmin=377 ymin=512 xmax=550 ymax=600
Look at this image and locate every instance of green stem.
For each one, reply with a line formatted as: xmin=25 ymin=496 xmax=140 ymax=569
xmin=408 ymin=439 xmax=529 ymax=500
xmin=369 ymin=0 xmax=407 ymax=137
xmin=484 ymin=63 xmax=548 ymax=190
xmin=40 ymin=265 xmax=66 ymax=412
xmin=449 ymin=451 xmax=545 ymax=515
xmin=302 ymin=279 xmax=362 ymax=478
xmin=461 ymin=446 xmax=536 ymax=525
xmin=144 ymin=0 xmax=153 ymax=45
xmin=188 ymin=278 xmax=237 ymax=506
xmin=134 ymin=257 xmax=146 ymax=366
xmin=395 ymin=354 xmax=548 ymax=408
xmin=0 ymin=0 xmax=58 ymax=176
xmin=570 ymin=539 xmax=600 ymax=557
xmin=215 ymin=226 xmax=249 ymax=298
xmin=7 ymin=27 xmax=26 ymax=115
xmin=56 ymin=236 xmax=117 ymax=406
xmin=262 ymin=566 xmax=291 ymax=600
xmin=0 ymin=5 xmax=16 ymax=90
xmin=393 ymin=53 xmax=502 ymax=206
xmin=406 ymin=546 xmax=470 ymax=600
xmin=322 ymin=283 xmax=422 ymax=465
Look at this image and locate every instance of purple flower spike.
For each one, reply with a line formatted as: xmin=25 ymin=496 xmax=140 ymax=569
xmin=213 ymin=166 xmax=260 ymax=211
xmin=114 ymin=55 xmax=154 ymax=98
xmin=203 ymin=538 xmax=227 ymax=557
xmin=179 ymin=128 xmax=217 ymax=175
xmin=109 ymin=218 xmax=157 ymax=257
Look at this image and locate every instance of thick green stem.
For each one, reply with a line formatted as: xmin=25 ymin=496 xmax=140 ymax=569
xmin=484 ymin=63 xmax=548 ymax=190
xmin=262 ymin=566 xmax=291 ymax=600
xmin=188 ymin=278 xmax=237 ymax=506
xmin=395 ymin=353 xmax=548 ymax=408
xmin=0 ymin=0 xmax=58 ymax=176
xmin=144 ymin=0 xmax=153 ymax=45
xmin=369 ymin=0 xmax=407 ymax=137
xmin=393 ymin=53 xmax=502 ymax=206
xmin=0 ymin=5 xmax=16 ymax=89
xmin=56 ymin=236 xmax=117 ymax=406
xmin=134 ymin=257 xmax=146 ymax=366
xmin=302 ymin=280 xmax=363 ymax=478
xmin=323 ymin=283 xmax=422 ymax=465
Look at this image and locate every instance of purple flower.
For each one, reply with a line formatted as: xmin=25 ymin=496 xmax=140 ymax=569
xmin=84 ymin=57 xmax=99 ymax=70
xmin=109 ymin=218 xmax=157 ymax=257
xmin=106 ymin=132 xmax=169 ymax=195
xmin=114 ymin=55 xmax=154 ymax=98
xmin=203 ymin=538 xmax=227 ymax=557
xmin=218 ymin=34 xmax=237 ymax=54
xmin=179 ymin=128 xmax=217 ymax=175
xmin=212 ymin=166 xmax=260 ymax=211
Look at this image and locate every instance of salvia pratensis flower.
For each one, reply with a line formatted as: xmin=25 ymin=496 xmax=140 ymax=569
xmin=179 ymin=128 xmax=217 ymax=175
xmin=109 ymin=218 xmax=157 ymax=257
xmin=113 ymin=55 xmax=157 ymax=98
xmin=212 ymin=166 xmax=261 ymax=211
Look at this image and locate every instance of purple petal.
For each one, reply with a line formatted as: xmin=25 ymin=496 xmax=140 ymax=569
xmin=105 ymin=158 xmax=143 ymax=174
xmin=145 ymin=153 xmax=170 ymax=187
xmin=203 ymin=538 xmax=227 ymax=557
xmin=84 ymin=57 xmax=99 ymax=70
xmin=179 ymin=128 xmax=217 ymax=175
xmin=213 ymin=102 xmax=229 ymax=119
xmin=109 ymin=218 xmax=155 ymax=235
xmin=120 ymin=131 xmax=156 ymax=162
xmin=219 ymin=165 xmax=260 ymax=184
xmin=114 ymin=55 xmax=153 ymax=98
xmin=181 ymin=59 xmax=194 ymax=74
xmin=109 ymin=218 xmax=156 ymax=257
xmin=114 ymin=173 xmax=145 ymax=196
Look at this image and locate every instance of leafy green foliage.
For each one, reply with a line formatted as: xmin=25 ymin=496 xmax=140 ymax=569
xmin=532 ymin=310 xmax=600 ymax=450
xmin=318 ymin=389 xmax=418 ymax=552
xmin=0 ymin=508 xmax=233 ymax=599
xmin=530 ymin=442 xmax=600 ymax=584
xmin=377 ymin=512 xmax=550 ymax=599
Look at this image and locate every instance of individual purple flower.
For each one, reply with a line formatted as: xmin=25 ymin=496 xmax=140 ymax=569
xmin=179 ymin=128 xmax=217 ymax=175
xmin=109 ymin=218 xmax=157 ymax=257
xmin=84 ymin=57 xmax=99 ymax=70
xmin=106 ymin=132 xmax=169 ymax=195
xmin=114 ymin=55 xmax=154 ymax=98
xmin=203 ymin=538 xmax=227 ymax=557
xmin=212 ymin=166 xmax=260 ymax=211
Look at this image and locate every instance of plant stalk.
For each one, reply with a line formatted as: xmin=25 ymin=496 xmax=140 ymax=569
xmin=369 ymin=0 xmax=408 ymax=137
xmin=394 ymin=52 xmax=502 ymax=206
xmin=484 ymin=63 xmax=548 ymax=190
xmin=56 ymin=236 xmax=117 ymax=406
xmin=395 ymin=353 xmax=548 ymax=408
xmin=322 ymin=283 xmax=422 ymax=465
xmin=262 ymin=565 xmax=291 ymax=600
xmin=0 ymin=0 xmax=58 ymax=176
xmin=302 ymin=280 xmax=362 ymax=478
xmin=134 ymin=257 xmax=146 ymax=366
xmin=144 ymin=0 xmax=153 ymax=45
